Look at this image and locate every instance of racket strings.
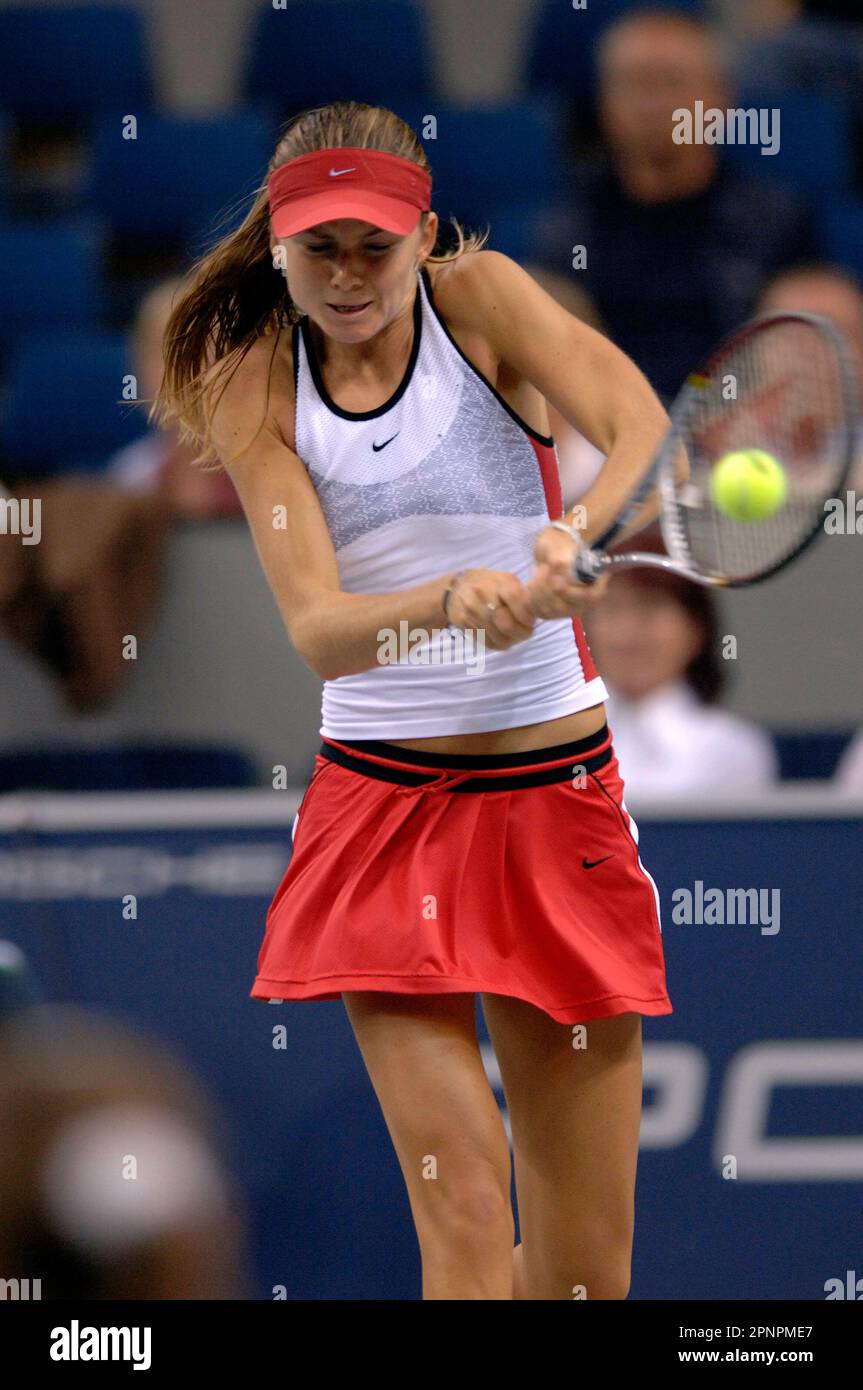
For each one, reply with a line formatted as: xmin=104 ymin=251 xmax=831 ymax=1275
xmin=668 ymin=317 xmax=853 ymax=583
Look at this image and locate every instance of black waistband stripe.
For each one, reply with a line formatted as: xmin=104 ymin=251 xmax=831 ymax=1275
xmin=328 ymin=724 xmax=609 ymax=770
xmin=318 ymin=728 xmax=613 ymax=792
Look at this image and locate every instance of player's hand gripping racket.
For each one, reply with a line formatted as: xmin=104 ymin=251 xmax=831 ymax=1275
xmin=571 ymin=311 xmax=859 ymax=588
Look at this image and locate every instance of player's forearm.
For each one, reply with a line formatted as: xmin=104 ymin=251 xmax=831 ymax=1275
xmin=565 ymin=405 xmax=670 ymax=545
xmin=291 ymin=573 xmax=457 ymax=680
xmin=582 ymin=483 xmax=662 ymax=549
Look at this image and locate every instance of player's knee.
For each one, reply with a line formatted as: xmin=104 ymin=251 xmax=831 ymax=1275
xmin=417 ymin=1165 xmax=513 ymax=1251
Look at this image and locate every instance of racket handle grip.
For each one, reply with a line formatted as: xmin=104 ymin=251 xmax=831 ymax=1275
xmin=572 ymin=546 xmax=604 ymax=584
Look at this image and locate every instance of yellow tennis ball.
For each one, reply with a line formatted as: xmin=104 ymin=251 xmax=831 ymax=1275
xmin=709 ymin=449 xmax=788 ymax=522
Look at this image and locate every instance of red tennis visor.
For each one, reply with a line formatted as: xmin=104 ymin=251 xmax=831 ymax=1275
xmin=268 ymin=147 xmax=432 ymax=237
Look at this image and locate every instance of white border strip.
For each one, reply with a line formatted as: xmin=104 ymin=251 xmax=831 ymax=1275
xmin=0 ymin=790 xmax=302 ymax=831
xmin=623 ymin=786 xmax=863 ymax=821
xmin=0 ymin=784 xmax=861 ymax=831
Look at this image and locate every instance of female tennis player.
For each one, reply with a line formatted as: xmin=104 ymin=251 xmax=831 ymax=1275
xmin=156 ymin=101 xmax=674 ymax=1301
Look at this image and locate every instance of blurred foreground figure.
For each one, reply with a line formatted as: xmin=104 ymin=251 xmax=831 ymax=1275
xmin=0 ymin=1004 xmax=249 ymax=1299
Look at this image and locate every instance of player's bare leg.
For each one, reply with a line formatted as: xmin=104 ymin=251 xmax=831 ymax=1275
xmin=481 ymin=997 xmax=642 ymax=1300
xmin=342 ymin=990 xmax=515 ymax=1299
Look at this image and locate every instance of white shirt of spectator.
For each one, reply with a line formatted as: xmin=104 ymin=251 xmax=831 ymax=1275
xmin=604 ymin=679 xmax=778 ymax=800
xmin=835 ymin=730 xmax=863 ymax=791
xmin=553 ymin=426 xmax=606 ymax=512
xmin=107 ymin=433 xmax=170 ymax=492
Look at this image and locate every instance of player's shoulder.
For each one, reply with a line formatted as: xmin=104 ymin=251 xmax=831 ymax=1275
xmin=202 ymin=328 xmax=282 ymax=392
xmin=428 ymin=249 xmax=528 ymax=330
xmin=204 ymin=328 xmax=294 ymax=462
xmin=430 ymin=251 xmax=516 ymax=314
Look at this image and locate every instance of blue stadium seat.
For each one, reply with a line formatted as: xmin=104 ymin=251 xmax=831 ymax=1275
xmin=485 ymin=204 xmax=548 ymax=265
xmin=81 ymin=109 xmax=274 ymax=252
xmin=524 ymin=0 xmax=705 ymax=112
xmin=819 ymin=196 xmax=863 ymax=283
xmin=723 ymin=92 xmax=855 ymax=196
xmin=771 ymin=730 xmax=853 ymax=780
xmin=0 ymin=745 xmax=259 ymax=792
xmin=729 ymin=17 xmax=863 ymax=111
xmin=0 ymin=114 xmax=9 ymax=213
xmin=0 ymin=220 xmax=105 ymax=355
xmin=392 ymin=98 xmax=570 ymax=231
xmin=0 ymin=330 xmax=147 ymax=477
xmin=0 ymin=6 xmax=153 ymax=122
xmin=244 ymin=0 xmax=434 ymax=114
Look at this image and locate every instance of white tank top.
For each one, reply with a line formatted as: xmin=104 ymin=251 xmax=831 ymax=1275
xmin=292 ymin=264 xmax=608 ymax=738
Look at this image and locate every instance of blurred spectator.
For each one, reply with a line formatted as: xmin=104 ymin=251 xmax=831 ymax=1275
xmin=757 ymin=262 xmax=863 ymax=487
xmin=0 ymin=1004 xmax=248 ymax=1299
xmin=0 ymin=474 xmax=170 ymax=712
xmin=9 ymin=126 xmax=89 ymax=217
xmin=536 ymin=7 xmax=817 ymax=401
xmin=584 ymin=532 xmax=779 ymax=797
xmin=0 ymin=278 xmax=243 ymax=712
xmin=835 ymin=729 xmax=863 ymax=790
xmin=712 ymin=0 xmax=863 ymax=107
xmin=108 ymin=278 xmax=242 ymax=522
xmin=522 ymin=265 xmax=607 ymax=508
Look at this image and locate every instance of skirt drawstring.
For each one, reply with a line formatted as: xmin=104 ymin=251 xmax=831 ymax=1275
xmin=394 ymin=770 xmax=475 ymax=796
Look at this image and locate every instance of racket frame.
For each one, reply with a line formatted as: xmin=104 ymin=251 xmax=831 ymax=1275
xmin=570 ymin=310 xmax=859 ymax=589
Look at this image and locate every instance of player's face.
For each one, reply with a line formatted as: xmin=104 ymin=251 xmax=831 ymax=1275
xmin=274 ymin=214 xmax=437 ymax=340
xmin=584 ymin=579 xmax=704 ymax=702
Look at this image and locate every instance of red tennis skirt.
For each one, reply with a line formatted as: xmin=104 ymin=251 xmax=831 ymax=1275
xmin=250 ymin=722 xmax=672 ymax=1025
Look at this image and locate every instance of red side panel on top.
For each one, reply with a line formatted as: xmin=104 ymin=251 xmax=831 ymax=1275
xmin=528 ymin=435 xmax=600 ymax=683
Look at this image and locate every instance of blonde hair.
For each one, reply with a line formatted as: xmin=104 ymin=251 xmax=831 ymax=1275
xmin=151 ymin=101 xmax=490 ymax=469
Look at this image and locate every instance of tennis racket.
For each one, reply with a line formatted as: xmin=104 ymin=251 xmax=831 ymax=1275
xmin=571 ymin=311 xmax=859 ymax=588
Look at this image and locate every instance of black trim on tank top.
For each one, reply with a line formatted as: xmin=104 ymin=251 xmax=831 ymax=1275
xmin=419 ymin=264 xmax=555 ymax=448
xmin=298 ymin=274 xmax=423 ymax=421
xmin=291 ymin=320 xmax=301 ymax=401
